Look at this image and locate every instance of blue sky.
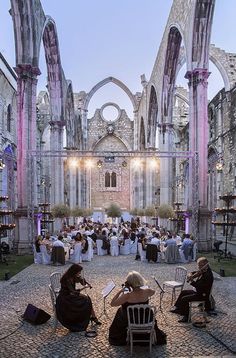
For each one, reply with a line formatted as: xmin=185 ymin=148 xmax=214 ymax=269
xmin=0 ymin=0 xmax=235 ymax=118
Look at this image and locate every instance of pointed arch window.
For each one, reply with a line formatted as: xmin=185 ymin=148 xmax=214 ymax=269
xmin=7 ymin=104 xmax=11 ymax=132
xmin=105 ymin=172 xmax=110 ymax=187
xmin=111 ymin=172 xmax=117 ymax=187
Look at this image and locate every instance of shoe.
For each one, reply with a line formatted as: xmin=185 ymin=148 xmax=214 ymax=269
xmin=178 ymin=316 xmax=188 ymax=323
xmin=90 ymin=317 xmax=102 ymax=325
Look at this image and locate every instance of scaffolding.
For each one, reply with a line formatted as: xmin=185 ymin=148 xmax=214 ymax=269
xmin=26 ymin=149 xmax=197 ymax=243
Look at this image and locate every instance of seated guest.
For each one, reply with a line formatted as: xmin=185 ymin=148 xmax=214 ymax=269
xmin=151 ymin=232 xmax=160 ymax=247
xmin=171 ymin=257 xmax=213 ymax=322
xmin=56 ymin=264 xmax=101 ymax=331
xmin=180 ymin=233 xmax=193 ymax=260
xmin=51 ymin=235 xmax=66 ymax=265
xmin=138 ymin=233 xmax=147 ymax=250
xmin=109 ymin=271 xmax=166 ymax=346
xmin=35 ymin=235 xmax=43 ymax=253
xmin=164 ymin=233 xmax=177 ymax=247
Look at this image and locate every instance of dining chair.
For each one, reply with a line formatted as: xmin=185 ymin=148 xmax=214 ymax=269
xmin=49 ymin=284 xmax=58 ymax=331
xmin=127 ymin=304 xmax=156 ymax=355
xmin=50 ymin=272 xmax=61 ymax=297
xmin=162 ymin=266 xmax=187 ymax=305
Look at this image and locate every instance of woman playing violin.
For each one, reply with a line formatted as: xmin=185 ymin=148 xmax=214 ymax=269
xmin=170 ymin=257 xmax=213 ymax=322
xmin=56 ymin=264 xmax=101 ymax=331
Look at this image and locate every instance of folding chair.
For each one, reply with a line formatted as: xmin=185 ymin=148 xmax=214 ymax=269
xmin=127 ymin=304 xmax=156 ymax=355
xmin=50 ymin=272 xmax=61 ymax=297
xmin=49 ymin=284 xmax=58 ymax=331
xmin=163 ymin=266 xmax=187 ymax=305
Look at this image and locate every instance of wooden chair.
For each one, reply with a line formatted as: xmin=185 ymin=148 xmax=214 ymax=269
xmin=127 ymin=304 xmax=156 ymax=355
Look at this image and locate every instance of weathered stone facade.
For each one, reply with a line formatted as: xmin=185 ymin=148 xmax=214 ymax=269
xmin=87 ymin=104 xmax=133 ymax=211
xmin=2 ymin=0 xmax=236 ymax=251
xmin=0 ymin=53 xmax=17 ymax=209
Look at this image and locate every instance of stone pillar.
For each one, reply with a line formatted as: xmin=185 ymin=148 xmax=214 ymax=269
xmin=133 ymin=110 xmax=138 ymax=150
xmin=14 ymin=64 xmax=40 ymax=253
xmin=49 ymin=120 xmax=65 ymax=206
xmin=185 ymin=69 xmax=211 ymax=249
xmin=81 ymin=109 xmax=88 ymax=149
xmin=159 ymin=123 xmax=173 ymax=205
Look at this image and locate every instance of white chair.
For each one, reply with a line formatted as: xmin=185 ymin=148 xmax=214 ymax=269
xmin=130 ymin=238 xmax=138 ymax=254
xmin=164 ymin=244 xmax=181 ymax=263
xmin=163 ymin=266 xmax=187 ymax=305
xmin=40 ymin=245 xmax=51 ymax=265
xmin=49 ymin=284 xmax=58 ymax=331
xmin=82 ymin=237 xmax=93 ymax=262
xmin=110 ymin=237 xmax=119 ymax=256
xmin=127 ymin=304 xmax=156 ymax=355
xmin=96 ymin=239 xmax=107 ymax=256
xmin=70 ymin=242 xmax=82 ymax=263
xmin=50 ymin=272 xmax=61 ymax=297
xmin=32 ymin=244 xmax=42 ymax=264
xmin=191 ymin=242 xmax=198 ymax=261
xmin=138 ymin=243 xmax=147 ymax=262
xmin=120 ymin=239 xmax=131 ymax=255
xmin=188 ymin=284 xmax=213 ymax=323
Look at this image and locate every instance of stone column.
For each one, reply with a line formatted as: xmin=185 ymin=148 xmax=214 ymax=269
xmin=49 ymin=120 xmax=65 ymax=206
xmin=133 ymin=110 xmax=138 ymax=150
xmin=185 ymin=69 xmax=211 ymax=249
xmin=14 ymin=64 xmax=40 ymax=252
xmin=81 ymin=109 xmax=88 ymax=149
xmin=159 ymin=123 xmax=173 ymax=205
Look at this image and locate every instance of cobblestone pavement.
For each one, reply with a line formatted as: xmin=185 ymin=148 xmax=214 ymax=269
xmin=0 ymin=255 xmax=236 ymax=357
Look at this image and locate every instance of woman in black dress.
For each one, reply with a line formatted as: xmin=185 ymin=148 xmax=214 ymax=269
xmin=109 ymin=271 xmax=166 ymax=346
xmin=56 ymin=264 xmax=101 ymax=332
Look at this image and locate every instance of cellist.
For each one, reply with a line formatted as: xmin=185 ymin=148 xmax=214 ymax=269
xmin=170 ymin=257 xmax=214 ymax=322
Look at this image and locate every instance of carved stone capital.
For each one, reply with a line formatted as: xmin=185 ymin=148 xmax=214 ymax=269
xmin=185 ymin=68 xmax=210 ymax=87
xmin=14 ymin=64 xmax=41 ymax=79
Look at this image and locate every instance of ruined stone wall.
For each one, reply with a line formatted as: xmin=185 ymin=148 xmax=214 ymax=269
xmin=87 ymin=106 xmax=134 ymax=210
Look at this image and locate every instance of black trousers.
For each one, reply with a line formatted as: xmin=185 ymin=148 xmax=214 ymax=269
xmin=174 ymin=290 xmax=206 ymax=316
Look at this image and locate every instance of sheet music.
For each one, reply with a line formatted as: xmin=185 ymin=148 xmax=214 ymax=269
xmin=102 ymin=280 xmax=116 ymax=298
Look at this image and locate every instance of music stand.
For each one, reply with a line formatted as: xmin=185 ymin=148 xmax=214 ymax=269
xmin=152 ymin=276 xmax=165 ymax=311
xmin=100 ymin=280 xmax=116 ymax=317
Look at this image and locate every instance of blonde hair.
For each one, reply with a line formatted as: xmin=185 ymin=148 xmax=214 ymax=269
xmin=126 ymin=271 xmax=147 ymax=289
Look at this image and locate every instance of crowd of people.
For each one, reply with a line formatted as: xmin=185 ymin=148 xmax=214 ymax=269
xmin=34 ymin=219 xmax=197 ymax=265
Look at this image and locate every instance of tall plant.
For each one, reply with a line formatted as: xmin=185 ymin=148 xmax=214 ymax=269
xmin=51 ymin=203 xmax=70 ymax=228
xmin=157 ymin=204 xmax=175 ymax=219
xmin=106 ymin=203 xmax=121 ymax=219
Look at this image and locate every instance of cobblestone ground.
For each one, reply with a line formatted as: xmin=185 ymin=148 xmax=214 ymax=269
xmin=0 ymin=255 xmax=236 ymax=358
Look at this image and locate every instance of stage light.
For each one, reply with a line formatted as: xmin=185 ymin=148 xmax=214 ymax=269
xmin=0 ymin=159 xmax=5 ymax=170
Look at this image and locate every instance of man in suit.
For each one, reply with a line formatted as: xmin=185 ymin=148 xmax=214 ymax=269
xmin=171 ymin=257 xmax=213 ymax=322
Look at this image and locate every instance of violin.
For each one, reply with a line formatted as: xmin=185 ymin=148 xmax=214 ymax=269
xmin=186 ymin=263 xmax=209 ymax=283
xmin=84 ymin=279 xmax=92 ymax=289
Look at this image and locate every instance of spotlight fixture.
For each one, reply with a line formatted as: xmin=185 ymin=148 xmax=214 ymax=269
xmin=0 ymin=159 xmax=5 ymax=170
xmin=122 ymin=160 xmax=127 ymax=167
xmin=216 ymin=162 xmax=223 ymax=172
xmin=97 ymin=160 xmax=103 ymax=169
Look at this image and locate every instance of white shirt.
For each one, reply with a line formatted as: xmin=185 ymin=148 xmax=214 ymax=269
xmin=150 ymin=237 xmax=160 ymax=246
xmin=53 ymin=240 xmax=65 ymax=248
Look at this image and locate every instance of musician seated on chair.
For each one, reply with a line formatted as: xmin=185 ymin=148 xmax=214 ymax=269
xmin=109 ymin=271 xmax=166 ymax=346
xmin=170 ymin=257 xmax=213 ymax=322
xmin=56 ymin=263 xmax=101 ymax=332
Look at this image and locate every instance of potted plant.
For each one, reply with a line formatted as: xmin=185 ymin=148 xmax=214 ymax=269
xmin=106 ymin=203 xmax=122 ymax=223
xmin=52 ymin=203 xmax=70 ymax=229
